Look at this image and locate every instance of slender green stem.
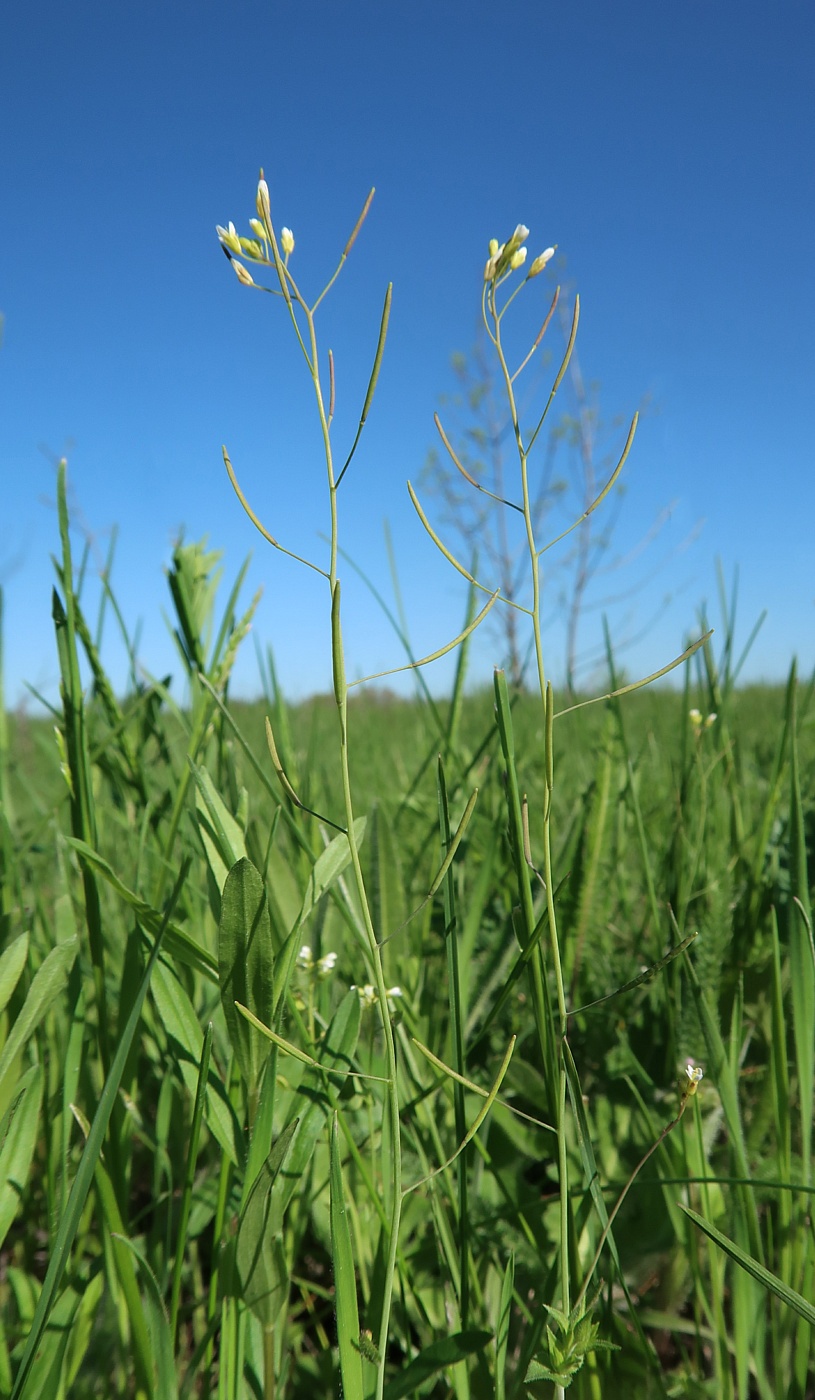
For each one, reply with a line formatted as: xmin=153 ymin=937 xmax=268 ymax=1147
xmin=487 ymin=283 xmax=571 ymax=1318
xmin=272 ymin=248 xmax=402 ymax=1397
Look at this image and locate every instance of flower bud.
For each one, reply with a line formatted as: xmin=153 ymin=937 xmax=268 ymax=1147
xmin=529 ymin=245 xmax=556 ymax=277
xmin=249 ymin=218 xmax=266 ymax=240
xmin=510 ymin=246 xmax=527 ymax=270
xmin=488 ymin=238 xmax=500 ymax=257
xmin=256 ymin=176 xmax=272 ymax=231
xmin=231 ymin=259 xmax=255 ymax=287
xmin=216 ymin=221 xmax=242 ymax=255
xmin=280 ymin=227 xmax=295 ymax=256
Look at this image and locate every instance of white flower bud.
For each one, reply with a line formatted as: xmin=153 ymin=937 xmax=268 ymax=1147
xmin=231 ymin=259 xmax=255 ymax=287
xmin=281 ymin=227 xmax=295 ymax=256
xmin=510 ymin=247 xmax=527 ymax=270
xmin=257 ymin=177 xmax=271 ymax=227
xmin=529 ymin=246 xmax=556 ymax=277
xmin=216 ymin=222 xmax=242 ymax=255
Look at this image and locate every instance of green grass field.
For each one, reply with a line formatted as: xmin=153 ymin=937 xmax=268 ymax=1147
xmin=1 ymin=179 xmax=814 ymax=1399
xmin=2 ymin=530 xmax=814 ymax=1398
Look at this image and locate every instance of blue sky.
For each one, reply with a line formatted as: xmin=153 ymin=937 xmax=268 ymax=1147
xmin=2 ymin=1 xmax=813 ymax=709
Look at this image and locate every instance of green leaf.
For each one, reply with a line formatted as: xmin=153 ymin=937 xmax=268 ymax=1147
xmin=0 ymin=934 xmax=29 ymax=1018
xmin=495 ymin=1255 xmax=514 ymax=1400
xmin=271 ymin=990 xmax=361 ymax=1230
xmin=0 ymin=1064 xmax=43 ymax=1251
xmin=0 ymin=939 xmax=77 ymax=1103
xmin=16 ymin=1285 xmax=79 ymax=1400
xmin=151 ymin=959 xmax=242 ymax=1166
xmin=10 ymin=873 xmax=179 ymax=1400
xmin=381 ymin=1330 xmax=492 ymax=1400
xmin=192 ymin=763 xmax=247 ymax=893
xmin=330 ymin=1114 xmax=364 ymax=1400
xmin=113 ymin=1234 xmax=179 ymax=1400
xmin=67 ymin=838 xmax=218 ymax=979
xmin=219 ymin=858 xmax=274 ymax=1093
xmin=787 ymin=673 xmax=814 ymax=1181
xmin=235 ymin=1120 xmax=298 ymax=1325
xmin=680 ymin=1203 xmax=815 ymax=1327
xmin=299 ymin=817 xmax=367 ymax=926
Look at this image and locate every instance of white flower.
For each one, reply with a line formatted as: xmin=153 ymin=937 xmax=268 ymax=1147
xmin=297 ymin=945 xmax=314 ymax=970
xmin=684 ymin=1062 xmax=704 ymax=1096
xmin=511 ymin=224 xmax=530 ymax=245
xmin=316 ymin=951 xmax=338 ymax=979
xmin=280 ymin=227 xmax=295 ymax=256
xmin=351 ymin=983 xmax=378 ymax=1009
xmin=215 ymin=221 xmax=242 ymax=255
xmin=351 ymin=983 xmax=403 ymax=1012
xmin=510 ymin=247 xmax=527 ymax=270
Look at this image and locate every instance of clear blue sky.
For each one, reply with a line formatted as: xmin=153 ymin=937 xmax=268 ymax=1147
xmin=2 ymin=1 xmax=813 ymax=709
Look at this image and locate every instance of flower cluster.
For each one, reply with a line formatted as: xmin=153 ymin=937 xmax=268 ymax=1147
xmin=689 ymin=708 xmax=717 ymax=735
xmin=296 ymin=945 xmax=338 ymax=981
xmin=483 ymin=224 xmax=555 ymax=283
xmin=351 ymin=983 xmax=403 ymax=1013
xmin=215 ymin=174 xmax=295 ymax=287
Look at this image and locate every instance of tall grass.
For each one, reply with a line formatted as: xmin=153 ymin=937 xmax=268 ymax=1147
xmin=1 ymin=174 xmax=813 ymax=1399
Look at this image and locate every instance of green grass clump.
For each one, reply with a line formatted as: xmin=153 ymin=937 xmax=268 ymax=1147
xmin=1 ymin=175 xmax=814 ymax=1400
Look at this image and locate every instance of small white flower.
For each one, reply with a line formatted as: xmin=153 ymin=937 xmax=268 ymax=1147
xmin=351 ymin=983 xmax=403 ymax=1012
xmin=689 ymin=708 xmax=703 ymax=728
xmin=216 ymin=221 xmax=243 ymax=255
xmin=351 ymin=983 xmax=378 ymax=1009
xmin=280 ymin=227 xmax=295 ymax=256
xmin=511 ymin=224 xmax=530 ymax=245
xmin=510 ymin=247 xmax=527 ymax=270
xmin=684 ymin=1061 xmax=704 ymax=1096
xmin=317 ymin=951 xmax=338 ymax=979
xmin=297 ymin=945 xmax=314 ymax=970
xmin=249 ymin=218 xmax=266 ymax=240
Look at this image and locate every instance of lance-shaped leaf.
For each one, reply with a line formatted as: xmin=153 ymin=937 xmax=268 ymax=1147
xmin=235 ymin=1120 xmax=299 ymax=1326
xmin=219 ymin=858 xmax=274 ymax=1093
